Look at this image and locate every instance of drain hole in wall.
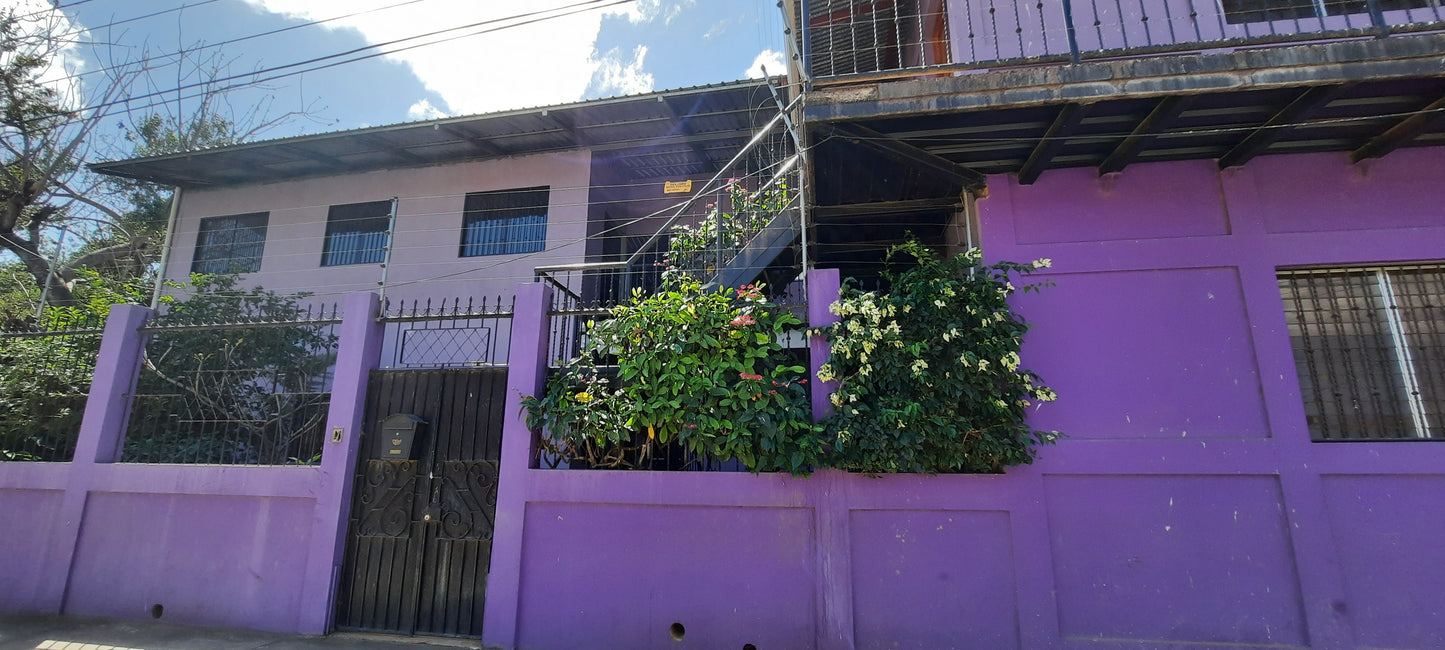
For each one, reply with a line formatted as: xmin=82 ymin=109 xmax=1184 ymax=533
xmin=743 ymin=645 xmax=757 ymax=650
xmin=669 ymin=622 xmax=686 ymax=641
xmin=150 ymin=604 xmax=164 ymax=619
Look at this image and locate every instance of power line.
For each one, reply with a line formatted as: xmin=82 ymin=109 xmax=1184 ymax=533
xmin=45 ymin=0 xmax=436 ymax=87
xmin=22 ymin=0 xmax=635 ymax=127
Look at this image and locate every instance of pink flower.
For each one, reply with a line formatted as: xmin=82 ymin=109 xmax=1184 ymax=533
xmin=730 ymin=314 xmax=756 ymax=327
xmin=740 ymin=373 xmax=764 ymax=381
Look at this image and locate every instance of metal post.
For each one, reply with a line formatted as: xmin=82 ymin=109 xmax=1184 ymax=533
xmin=763 ymin=69 xmax=811 ymax=274
xmin=37 ymin=226 xmax=70 ymax=319
xmin=1061 ymin=0 xmax=1082 ymax=63
xmin=377 ymin=196 xmax=400 ymax=309
xmin=149 ymin=186 xmax=183 ymax=309
xmin=1364 ymin=0 xmax=1390 ymax=36
xmin=799 ymin=0 xmax=814 ymax=90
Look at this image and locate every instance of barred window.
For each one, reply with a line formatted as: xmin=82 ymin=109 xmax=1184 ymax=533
xmin=323 ymin=200 xmax=391 ymax=266
xmin=1279 ymin=265 xmax=1445 ymax=441
xmin=192 ymin=212 xmax=268 ymax=274
xmin=460 ymin=187 xmax=548 ymax=257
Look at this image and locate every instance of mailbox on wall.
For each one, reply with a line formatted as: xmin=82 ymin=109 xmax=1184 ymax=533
xmin=377 ymin=413 xmax=428 ymax=460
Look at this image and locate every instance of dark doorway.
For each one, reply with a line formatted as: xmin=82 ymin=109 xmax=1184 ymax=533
xmin=335 ymin=368 xmax=507 ymax=637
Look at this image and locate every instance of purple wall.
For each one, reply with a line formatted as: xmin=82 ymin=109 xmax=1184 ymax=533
xmin=6 ymin=147 xmax=1443 ymax=647
xmin=484 ymin=148 xmax=1445 ymax=650
xmin=0 ymin=293 xmax=382 ymax=635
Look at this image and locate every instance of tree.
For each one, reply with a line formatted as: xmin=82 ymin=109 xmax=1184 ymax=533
xmin=0 ymin=7 xmax=321 ymax=314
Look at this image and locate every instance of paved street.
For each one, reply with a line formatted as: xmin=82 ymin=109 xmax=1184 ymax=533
xmin=0 ymin=614 xmax=481 ymax=650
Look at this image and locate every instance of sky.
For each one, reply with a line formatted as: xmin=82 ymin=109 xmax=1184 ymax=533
xmin=21 ymin=0 xmax=789 ymax=144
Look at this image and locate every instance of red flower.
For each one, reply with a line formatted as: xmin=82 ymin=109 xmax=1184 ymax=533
xmin=740 ymin=373 xmax=764 ymax=381
xmin=730 ymin=314 xmax=757 ymax=327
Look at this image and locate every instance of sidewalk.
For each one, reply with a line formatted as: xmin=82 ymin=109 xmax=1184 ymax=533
xmin=0 ymin=614 xmax=481 ymax=650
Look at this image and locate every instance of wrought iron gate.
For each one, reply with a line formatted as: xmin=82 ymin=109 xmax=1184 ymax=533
xmin=335 ymin=368 xmax=507 ymax=637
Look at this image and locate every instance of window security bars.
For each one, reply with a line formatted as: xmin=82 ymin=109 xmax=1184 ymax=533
xmin=460 ymin=187 xmax=549 ymax=257
xmin=192 ymin=212 xmax=269 ymax=274
xmin=0 ymin=314 xmax=105 ymax=462
xmin=323 ymin=200 xmax=392 ymax=266
xmin=380 ymin=297 xmax=514 ymax=369
xmin=805 ymin=0 xmax=952 ymax=78
xmin=121 ymin=304 xmax=342 ymax=465
xmin=1279 ymin=265 xmax=1444 ymax=441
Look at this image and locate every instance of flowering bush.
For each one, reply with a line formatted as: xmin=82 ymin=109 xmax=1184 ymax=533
xmin=817 ymin=240 xmax=1060 ymax=473
xmin=523 ymin=278 xmax=822 ymax=474
xmin=666 ymin=178 xmax=791 ymax=278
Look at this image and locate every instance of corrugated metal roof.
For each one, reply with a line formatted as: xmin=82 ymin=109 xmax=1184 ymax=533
xmin=90 ymin=78 xmax=785 ymax=188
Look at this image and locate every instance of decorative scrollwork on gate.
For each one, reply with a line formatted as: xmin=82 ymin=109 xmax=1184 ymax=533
xmin=357 ymin=460 xmax=419 ymax=537
xmin=435 ymin=461 xmax=499 ymax=540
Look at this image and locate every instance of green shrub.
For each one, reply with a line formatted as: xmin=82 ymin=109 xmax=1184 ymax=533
xmin=524 ymin=278 xmax=822 ymax=475
xmin=817 ymin=240 xmax=1060 ymax=473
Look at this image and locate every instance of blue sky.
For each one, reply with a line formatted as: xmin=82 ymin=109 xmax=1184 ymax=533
xmin=35 ymin=0 xmax=787 ymax=142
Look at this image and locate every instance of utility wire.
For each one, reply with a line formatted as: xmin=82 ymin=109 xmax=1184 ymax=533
xmin=20 ymin=0 xmax=635 ymax=127
xmin=44 ymin=0 xmax=436 ymax=86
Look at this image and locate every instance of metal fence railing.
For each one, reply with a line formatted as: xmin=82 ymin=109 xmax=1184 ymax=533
xmin=0 ymin=313 xmax=105 ymax=462
xmin=121 ymin=303 xmax=342 ymax=465
xmin=379 ymin=297 xmax=515 ymax=369
xmin=801 ymin=0 xmax=1445 ymax=82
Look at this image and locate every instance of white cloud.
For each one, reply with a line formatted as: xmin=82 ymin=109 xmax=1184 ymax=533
xmin=8 ymin=0 xmax=87 ymax=109
xmin=744 ymin=49 xmax=786 ymax=79
xmin=588 ymin=45 xmax=654 ymax=97
xmin=237 ymin=0 xmax=648 ymax=116
xmin=406 ymin=98 xmax=447 ymax=120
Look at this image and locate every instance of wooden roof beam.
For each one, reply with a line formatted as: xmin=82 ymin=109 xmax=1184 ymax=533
xmin=439 ymin=124 xmax=506 ymax=157
xmin=1098 ymin=96 xmax=1193 ymax=175
xmin=360 ymin=134 xmax=425 ymax=164
xmin=657 ymin=95 xmax=721 ymax=174
xmin=287 ymin=144 xmax=349 ymax=169
xmin=823 ymin=123 xmax=986 ymax=192
xmin=814 ymin=197 xmax=962 ymax=219
xmin=1018 ymin=103 xmax=1087 ymax=185
xmin=1351 ymin=94 xmax=1445 ymax=163
xmin=541 ymin=109 xmax=593 ymax=147
xmin=1218 ymin=84 xmax=1350 ymax=169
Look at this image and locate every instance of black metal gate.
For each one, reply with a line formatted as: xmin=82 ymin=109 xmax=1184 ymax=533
xmin=335 ymin=368 xmax=508 ymax=637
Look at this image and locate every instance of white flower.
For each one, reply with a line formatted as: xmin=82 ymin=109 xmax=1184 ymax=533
xmin=934 ymin=299 xmax=946 ymax=308
xmin=910 ymin=359 xmax=929 ymax=374
xmin=1032 ymin=258 xmax=1053 ymax=269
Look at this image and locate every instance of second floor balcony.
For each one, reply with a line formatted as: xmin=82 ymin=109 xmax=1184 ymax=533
xmin=797 ymin=0 xmax=1445 ymax=83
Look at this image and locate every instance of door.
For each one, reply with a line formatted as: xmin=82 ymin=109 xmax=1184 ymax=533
xmin=335 ymin=368 xmax=508 ymax=637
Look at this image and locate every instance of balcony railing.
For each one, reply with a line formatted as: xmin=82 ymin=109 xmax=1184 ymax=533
xmin=801 ymin=0 xmax=1445 ymax=82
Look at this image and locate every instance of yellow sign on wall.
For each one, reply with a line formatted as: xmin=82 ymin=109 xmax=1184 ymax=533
xmin=663 ymin=180 xmax=694 ymax=194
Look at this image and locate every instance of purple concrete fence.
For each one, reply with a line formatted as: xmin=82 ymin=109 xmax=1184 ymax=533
xmin=482 ymin=149 xmax=1445 ymax=650
xmin=0 ymin=292 xmax=381 ymax=635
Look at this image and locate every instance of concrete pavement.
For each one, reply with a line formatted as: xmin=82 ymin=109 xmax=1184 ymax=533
xmin=0 ymin=614 xmax=481 ymax=650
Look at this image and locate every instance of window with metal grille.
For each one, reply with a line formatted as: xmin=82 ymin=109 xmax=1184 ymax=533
xmin=323 ymin=200 xmax=391 ymax=266
xmin=460 ymin=187 xmax=548 ymax=257
xmin=1279 ymin=265 xmax=1444 ymax=441
xmin=1222 ymin=0 xmax=1438 ymax=24
xmin=191 ymin=212 xmax=268 ymax=274
xmin=803 ymin=0 xmax=951 ymax=78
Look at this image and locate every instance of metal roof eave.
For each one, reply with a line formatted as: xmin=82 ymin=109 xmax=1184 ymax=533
xmin=89 ymin=78 xmax=781 ymax=188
